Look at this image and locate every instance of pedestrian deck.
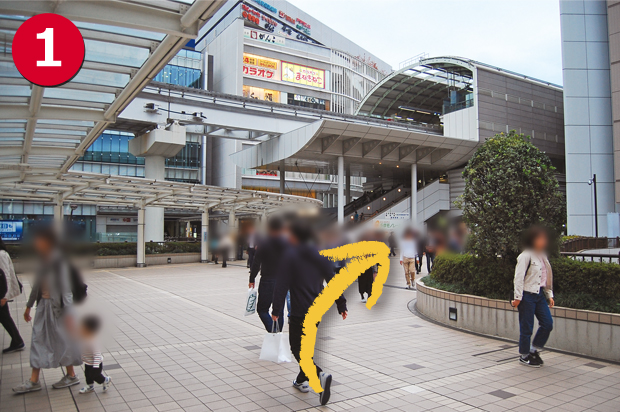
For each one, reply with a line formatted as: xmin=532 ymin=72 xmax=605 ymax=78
xmin=1 ymin=258 xmax=618 ymax=412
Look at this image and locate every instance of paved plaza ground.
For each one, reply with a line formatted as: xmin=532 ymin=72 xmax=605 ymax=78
xmin=1 ymin=257 xmax=619 ymax=412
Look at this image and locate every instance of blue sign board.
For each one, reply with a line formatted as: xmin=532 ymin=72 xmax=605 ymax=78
xmin=0 ymin=221 xmax=24 ymax=241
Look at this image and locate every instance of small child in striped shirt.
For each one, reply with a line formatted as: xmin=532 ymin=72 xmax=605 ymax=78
xmin=78 ymin=315 xmax=111 ymax=394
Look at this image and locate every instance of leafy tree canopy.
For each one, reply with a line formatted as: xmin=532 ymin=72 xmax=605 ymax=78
xmin=455 ymin=131 xmax=565 ymax=262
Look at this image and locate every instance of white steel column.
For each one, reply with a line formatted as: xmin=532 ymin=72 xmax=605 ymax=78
xmin=337 ymin=156 xmax=344 ymax=224
xmin=53 ymin=194 xmax=63 ymax=235
xmin=346 ymin=165 xmax=351 ymax=204
xmin=411 ymin=163 xmax=418 ymax=225
xmin=201 ymin=135 xmax=207 ymax=185
xmin=137 ymin=208 xmax=146 ymax=268
xmin=144 ymin=155 xmax=165 ymax=242
xmin=279 ymin=160 xmax=285 ymax=194
xmin=201 ymin=209 xmax=209 ymax=263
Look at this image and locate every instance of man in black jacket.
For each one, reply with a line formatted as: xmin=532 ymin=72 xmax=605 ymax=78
xmin=272 ymin=220 xmax=347 ymax=406
xmin=249 ymin=217 xmax=287 ymax=332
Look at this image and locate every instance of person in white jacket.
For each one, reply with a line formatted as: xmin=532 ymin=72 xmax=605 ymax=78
xmin=511 ymin=226 xmax=554 ymax=368
xmin=0 ymin=237 xmax=25 ymax=353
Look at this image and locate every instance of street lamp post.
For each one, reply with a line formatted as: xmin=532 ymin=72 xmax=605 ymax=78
xmin=588 ymin=174 xmax=598 ymax=238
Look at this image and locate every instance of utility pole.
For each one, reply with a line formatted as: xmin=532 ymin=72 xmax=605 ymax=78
xmin=589 ymin=174 xmax=598 ymax=238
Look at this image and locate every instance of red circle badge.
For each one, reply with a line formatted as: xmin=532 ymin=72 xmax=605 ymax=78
xmin=12 ymin=13 xmax=85 ymax=87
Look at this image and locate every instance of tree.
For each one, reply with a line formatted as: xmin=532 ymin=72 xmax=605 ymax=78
xmin=455 ymin=131 xmax=565 ymax=262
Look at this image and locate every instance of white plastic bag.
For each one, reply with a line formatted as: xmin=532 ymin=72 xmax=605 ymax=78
xmin=245 ymin=288 xmax=257 ymax=316
xmin=259 ymin=324 xmax=292 ymax=363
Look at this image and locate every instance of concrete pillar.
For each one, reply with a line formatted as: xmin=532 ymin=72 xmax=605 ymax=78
xmin=346 ymin=165 xmax=351 ymax=204
xmin=137 ymin=208 xmax=146 ymax=267
xmin=201 ymin=209 xmax=209 ymax=263
xmin=411 ymin=163 xmax=418 ymax=225
xmin=144 ymin=155 xmax=165 ymax=242
xmin=229 ymin=209 xmax=236 ymax=229
xmin=337 ymin=156 xmax=344 ymax=224
xmin=186 ymin=221 xmax=191 ymax=238
xmin=280 ymin=160 xmax=286 ymax=194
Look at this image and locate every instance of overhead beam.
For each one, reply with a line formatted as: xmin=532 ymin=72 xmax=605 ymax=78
xmin=0 ymin=1 xmax=198 ymax=38
xmin=362 ymin=140 xmax=381 ymax=157
xmin=321 ymin=135 xmax=339 ymax=153
xmin=0 ymin=105 xmax=107 ymax=122
xmin=380 ymin=142 xmax=400 ymax=159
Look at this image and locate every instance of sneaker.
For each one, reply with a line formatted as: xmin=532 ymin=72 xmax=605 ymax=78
xmin=530 ymin=351 xmax=544 ymax=365
xmin=319 ymin=372 xmax=332 ymax=406
xmin=361 ymin=297 xmax=367 ymax=303
xmin=406 ymin=285 xmax=411 ymax=290
xmin=79 ymin=385 xmax=95 ymax=394
xmin=13 ymin=380 xmax=42 ymax=394
xmin=103 ymin=376 xmax=112 ymax=392
xmin=292 ymin=380 xmax=309 ymax=393
xmin=2 ymin=342 xmax=25 ymax=354
xmin=519 ymin=354 xmax=542 ymax=368
xmin=52 ymin=374 xmax=80 ymax=389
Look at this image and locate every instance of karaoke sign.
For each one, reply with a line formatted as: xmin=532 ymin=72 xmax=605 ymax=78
xmin=12 ymin=13 xmax=85 ymax=87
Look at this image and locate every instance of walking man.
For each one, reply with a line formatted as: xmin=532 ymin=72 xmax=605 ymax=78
xmin=399 ymin=228 xmax=418 ymax=289
xmin=272 ymin=219 xmax=347 ymax=406
xmin=249 ymin=217 xmax=287 ymax=332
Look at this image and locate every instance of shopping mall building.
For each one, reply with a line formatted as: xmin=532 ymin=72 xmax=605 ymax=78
xmin=0 ymin=0 xmax=569 ymax=248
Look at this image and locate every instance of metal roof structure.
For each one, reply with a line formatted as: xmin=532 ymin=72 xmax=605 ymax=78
xmin=0 ymin=171 xmax=321 ymax=213
xmin=355 ymin=56 xmax=563 ymax=123
xmin=0 ymin=0 xmax=224 ymax=183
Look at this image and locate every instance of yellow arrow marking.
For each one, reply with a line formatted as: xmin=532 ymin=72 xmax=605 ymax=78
xmin=300 ymin=241 xmax=391 ymax=393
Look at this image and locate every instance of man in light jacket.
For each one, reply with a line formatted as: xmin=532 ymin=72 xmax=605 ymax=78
xmin=511 ymin=226 xmax=554 ymax=368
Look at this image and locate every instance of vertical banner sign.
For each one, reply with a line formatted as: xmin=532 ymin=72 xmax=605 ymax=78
xmin=12 ymin=13 xmax=85 ymax=87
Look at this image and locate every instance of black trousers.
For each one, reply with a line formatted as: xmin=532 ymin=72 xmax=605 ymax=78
xmin=389 ymin=247 xmax=396 ymax=257
xmin=426 ymin=252 xmax=435 ymax=273
xmin=84 ymin=363 xmax=105 ymax=385
xmin=289 ymin=316 xmax=321 ymax=383
xmin=257 ymin=279 xmax=284 ymax=332
xmin=0 ymin=302 xmax=23 ymax=347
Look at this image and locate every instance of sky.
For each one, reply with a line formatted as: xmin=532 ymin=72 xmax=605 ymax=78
xmin=287 ymin=0 xmax=564 ymax=85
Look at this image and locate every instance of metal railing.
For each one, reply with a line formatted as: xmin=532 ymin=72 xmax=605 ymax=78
xmin=146 ymin=82 xmax=445 ymax=135
xmin=560 ymin=252 xmax=620 ymax=264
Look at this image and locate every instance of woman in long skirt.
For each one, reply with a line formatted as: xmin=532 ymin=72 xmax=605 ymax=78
xmin=13 ymin=228 xmax=82 ymax=394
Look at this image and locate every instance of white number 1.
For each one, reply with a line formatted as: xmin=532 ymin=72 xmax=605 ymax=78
xmin=37 ymin=28 xmax=61 ymax=67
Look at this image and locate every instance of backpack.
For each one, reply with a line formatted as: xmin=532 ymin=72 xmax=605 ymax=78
xmin=69 ymin=263 xmax=88 ymax=304
xmin=56 ymin=261 xmax=88 ymax=306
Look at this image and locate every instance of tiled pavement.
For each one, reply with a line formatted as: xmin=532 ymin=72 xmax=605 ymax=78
xmin=1 ymin=257 xmax=619 ymax=412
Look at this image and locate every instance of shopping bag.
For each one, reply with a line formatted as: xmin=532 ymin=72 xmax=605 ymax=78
xmin=259 ymin=323 xmax=292 ymax=363
xmin=245 ymin=288 xmax=257 ymax=316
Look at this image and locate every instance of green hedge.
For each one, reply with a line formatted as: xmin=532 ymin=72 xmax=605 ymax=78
xmin=6 ymin=242 xmax=201 ymax=260
xmin=427 ymin=254 xmax=620 ymax=313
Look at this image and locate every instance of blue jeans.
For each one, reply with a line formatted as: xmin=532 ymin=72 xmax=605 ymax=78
xmin=257 ymin=279 xmax=284 ymax=332
xmin=518 ymin=290 xmax=553 ymax=355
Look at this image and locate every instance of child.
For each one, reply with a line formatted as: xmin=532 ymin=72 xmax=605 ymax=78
xmin=78 ymin=315 xmax=111 ymax=394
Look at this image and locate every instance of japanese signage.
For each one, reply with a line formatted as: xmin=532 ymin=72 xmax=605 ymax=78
xmin=282 ymin=62 xmax=325 ymax=89
xmin=244 ymin=28 xmax=285 ymax=46
xmin=242 ymin=4 xmax=278 ymax=31
xmin=0 ymin=221 xmax=23 ymax=241
xmin=278 ymin=11 xmax=311 ymax=35
xmin=256 ymin=170 xmax=278 ymax=176
xmin=385 ymin=212 xmax=410 ymax=220
xmin=242 ymin=53 xmax=281 ymax=81
xmin=106 ymin=216 xmax=139 ymax=225
xmin=243 ymin=85 xmax=280 ymax=102
xmin=250 ymin=0 xmax=277 ymax=13
xmin=294 ymin=94 xmax=325 ymax=105
xmin=373 ymin=219 xmax=406 ymax=230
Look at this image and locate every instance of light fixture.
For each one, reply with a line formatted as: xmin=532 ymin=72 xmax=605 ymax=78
xmin=398 ymin=188 xmax=401 ymax=192
xmin=449 ymin=307 xmax=457 ymax=321
xmin=396 ymin=165 xmax=399 ymax=168
xmin=367 ymin=206 xmax=371 ymax=210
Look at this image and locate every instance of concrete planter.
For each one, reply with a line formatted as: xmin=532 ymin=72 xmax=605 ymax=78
xmin=13 ymin=253 xmax=202 ymax=273
xmin=416 ymin=279 xmax=620 ymax=362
